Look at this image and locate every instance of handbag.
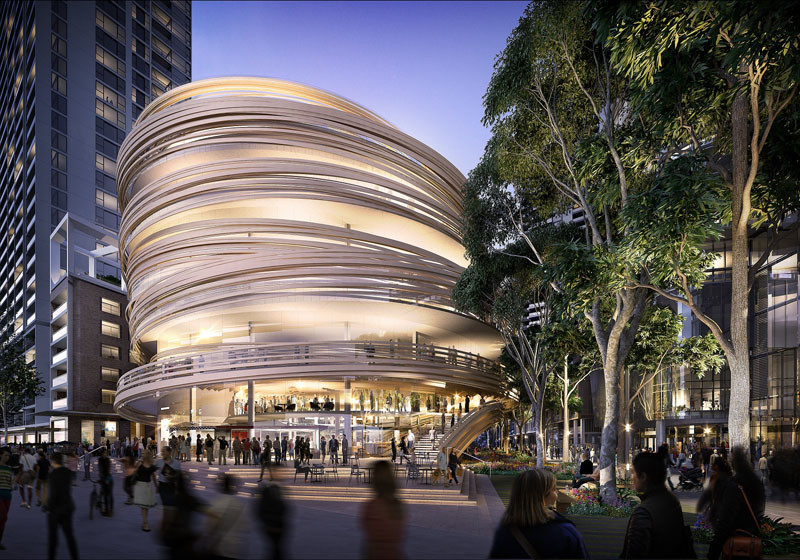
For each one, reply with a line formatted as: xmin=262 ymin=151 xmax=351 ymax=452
xmin=510 ymin=525 xmax=540 ymax=559
xmin=456 ymin=465 xmax=464 ymax=477
xmin=721 ymin=485 xmax=763 ymax=560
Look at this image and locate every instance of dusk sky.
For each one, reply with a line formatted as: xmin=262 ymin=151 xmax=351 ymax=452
xmin=192 ymin=1 xmax=528 ymax=175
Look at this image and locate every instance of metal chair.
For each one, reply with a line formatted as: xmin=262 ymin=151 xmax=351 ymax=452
xmin=349 ymin=463 xmax=364 ymax=485
xmin=406 ymin=463 xmax=420 ymax=485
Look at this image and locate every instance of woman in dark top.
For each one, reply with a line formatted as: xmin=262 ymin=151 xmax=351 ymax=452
xmin=490 ymin=469 xmax=588 ymax=559
xmin=707 ymin=446 xmax=765 ymax=560
xmin=448 ymin=449 xmax=461 ymax=484
xmin=391 ymin=438 xmax=397 ymax=463
xmin=133 ymin=451 xmax=158 ymax=532
xmin=161 ymin=472 xmax=209 ymax=560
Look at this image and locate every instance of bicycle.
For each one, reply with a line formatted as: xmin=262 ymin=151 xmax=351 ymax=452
xmin=88 ymin=477 xmax=107 ymax=519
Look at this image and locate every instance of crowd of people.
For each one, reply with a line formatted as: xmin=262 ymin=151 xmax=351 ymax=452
xmin=1 ymin=434 xmax=798 ymax=558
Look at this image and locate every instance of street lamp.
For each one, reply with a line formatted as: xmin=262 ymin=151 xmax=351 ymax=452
xmin=625 ymin=423 xmax=632 ymax=432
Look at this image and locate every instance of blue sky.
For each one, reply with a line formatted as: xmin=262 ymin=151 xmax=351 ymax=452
xmin=192 ymin=1 xmax=527 ymax=175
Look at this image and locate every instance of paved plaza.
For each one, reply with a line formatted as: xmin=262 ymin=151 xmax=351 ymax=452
xmin=3 ymin=457 xmax=799 ymax=559
xmin=2 ymin=459 xmax=505 ymax=559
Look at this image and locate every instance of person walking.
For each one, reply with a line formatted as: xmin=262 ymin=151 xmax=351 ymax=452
xmin=233 ymin=437 xmax=242 ymax=465
xmin=360 ymin=461 xmax=406 ymax=559
xmin=341 ymin=434 xmax=349 ymax=465
xmin=17 ymin=447 xmax=36 ymax=508
xmin=258 ymin=444 xmax=272 ymax=483
xmin=281 ymin=436 xmax=288 ymax=463
xmin=465 ymin=395 xmax=470 ymax=414
xmin=47 ymin=453 xmax=79 ymax=560
xmin=450 ymin=413 xmax=455 ymax=429
xmin=398 ymin=437 xmax=407 ymax=464
xmin=437 ymin=449 xmax=448 ymax=487
xmin=758 ymin=453 xmax=769 ymax=492
xmin=620 ymin=451 xmax=696 ymax=559
xmin=441 ymin=411 xmax=445 ymax=433
xmin=258 ymin=477 xmax=288 ymax=560
xmin=391 ymin=437 xmax=397 ymax=463
xmin=155 ymin=446 xmax=182 ymax=510
xmin=206 ymin=474 xmax=247 ymax=560
xmin=274 ymin=438 xmax=281 ymax=466
xmin=489 ymin=469 xmax=588 ymax=559
xmin=0 ymin=448 xmax=13 ymax=550
xmin=218 ymin=437 xmax=228 ymax=466
xmin=122 ymin=448 xmax=136 ymax=505
xmin=161 ymin=472 xmax=208 ymax=560
xmin=133 ymin=450 xmax=158 ymax=532
xmin=97 ymin=448 xmax=113 ymax=517
xmin=287 ymin=437 xmax=294 ymax=461
xmin=707 ymin=446 xmax=765 ymax=560
xmin=320 ymin=436 xmax=326 ymax=464
xmin=35 ymin=449 xmax=50 ymax=509
xmin=448 ymin=448 xmax=461 ymax=485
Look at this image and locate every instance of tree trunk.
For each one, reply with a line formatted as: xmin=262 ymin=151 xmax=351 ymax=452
xmin=563 ymin=356 xmax=570 ymax=462
xmin=728 ymin=78 xmax=751 ymax=453
xmin=599 ymin=362 xmax=621 ymax=501
xmin=533 ymin=401 xmax=545 ymax=468
xmin=2 ymin=405 xmax=6 ymax=446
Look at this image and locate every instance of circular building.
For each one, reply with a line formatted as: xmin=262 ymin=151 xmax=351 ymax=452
xmin=115 ymin=77 xmax=507 ymax=454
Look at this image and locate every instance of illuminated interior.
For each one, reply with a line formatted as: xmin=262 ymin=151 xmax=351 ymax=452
xmin=114 ymin=77 xmax=507 ymax=451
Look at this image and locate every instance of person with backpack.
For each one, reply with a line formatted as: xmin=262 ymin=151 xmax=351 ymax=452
xmin=620 ymin=451 xmax=696 ymax=559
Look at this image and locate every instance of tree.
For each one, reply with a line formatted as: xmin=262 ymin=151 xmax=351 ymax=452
xmin=474 ymin=1 xmax=658 ymax=500
xmin=453 ymin=176 xmax=579 ymax=468
xmin=0 ymin=329 xmax=44 ymax=445
xmin=596 ymin=0 xmax=800 ymax=450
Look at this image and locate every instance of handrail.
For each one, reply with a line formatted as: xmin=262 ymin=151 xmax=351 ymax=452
xmin=453 ymin=447 xmax=491 ymax=479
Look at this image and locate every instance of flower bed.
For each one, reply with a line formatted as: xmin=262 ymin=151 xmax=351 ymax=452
xmin=691 ymin=513 xmax=800 ymax=555
xmin=566 ymin=486 xmax=637 ymax=517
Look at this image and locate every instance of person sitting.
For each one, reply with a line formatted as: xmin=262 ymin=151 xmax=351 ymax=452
xmin=572 ymin=461 xmax=600 ymax=489
xmin=571 ymin=453 xmax=595 ymax=488
xmin=489 ymin=469 xmax=588 ymax=558
xmin=620 ymin=451 xmax=696 ymax=559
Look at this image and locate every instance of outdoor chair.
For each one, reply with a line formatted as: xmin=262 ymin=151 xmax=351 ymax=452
xmin=294 ymin=463 xmax=311 ymax=483
xmin=328 ymin=462 xmax=339 ymax=482
xmin=349 ymin=464 xmax=364 ymax=485
xmin=406 ymin=463 xmax=420 ymax=485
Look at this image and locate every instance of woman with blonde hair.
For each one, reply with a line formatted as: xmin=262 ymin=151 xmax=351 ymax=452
xmin=132 ymin=450 xmax=158 ymax=532
xmin=489 ymin=469 xmax=588 ymax=559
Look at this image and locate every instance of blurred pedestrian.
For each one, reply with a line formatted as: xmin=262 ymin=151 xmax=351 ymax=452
xmin=707 ymin=446 xmax=765 ymax=560
xmin=0 ymin=448 xmax=13 ymax=550
xmin=98 ymin=448 xmax=113 ymax=517
xmin=360 ymin=461 xmax=406 ymax=559
xmin=161 ymin=472 xmax=208 ymax=560
xmin=489 ymin=469 xmax=588 ymax=559
xmin=35 ymin=449 xmax=50 ymax=509
xmin=233 ymin=437 xmax=242 ymax=465
xmin=156 ymin=446 xmax=182 ymax=509
xmin=219 ymin=437 xmax=228 ymax=466
xmin=258 ymin=477 xmax=288 ymax=560
xmin=47 ymin=453 xmax=78 ymax=560
xmin=205 ymin=474 xmax=246 ymax=560
xmin=17 ymin=447 xmax=35 ymax=508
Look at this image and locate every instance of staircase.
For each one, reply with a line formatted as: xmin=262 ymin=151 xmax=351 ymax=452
xmin=411 ymin=417 xmax=454 ymax=461
xmin=437 ymin=401 xmax=507 ymax=456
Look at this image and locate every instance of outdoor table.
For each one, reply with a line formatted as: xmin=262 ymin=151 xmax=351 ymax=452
xmin=361 ymin=465 xmax=375 ymax=483
xmin=418 ymin=466 xmax=433 ymax=485
xmin=310 ymin=464 xmax=325 ymax=483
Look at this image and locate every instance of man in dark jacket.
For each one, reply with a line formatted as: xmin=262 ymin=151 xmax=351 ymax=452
xmin=47 ymin=453 xmax=78 ymax=560
xmin=621 ymin=451 xmax=695 ymax=559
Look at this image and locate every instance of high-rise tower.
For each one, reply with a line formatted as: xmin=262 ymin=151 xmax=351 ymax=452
xmin=0 ymin=0 xmax=191 ymax=444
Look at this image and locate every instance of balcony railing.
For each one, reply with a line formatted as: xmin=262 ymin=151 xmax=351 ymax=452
xmin=52 ymin=398 xmax=67 ymax=409
xmin=51 ymin=349 xmax=67 ymax=366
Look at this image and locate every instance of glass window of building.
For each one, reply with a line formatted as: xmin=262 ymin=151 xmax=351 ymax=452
xmin=81 ymin=420 xmax=94 ymax=444
xmin=101 ymin=320 xmax=120 ymax=337
xmin=101 ymin=390 xmax=116 ymax=404
xmin=101 ymin=366 xmax=119 ymax=381
xmin=101 ymin=344 xmax=119 ymax=359
xmin=101 ymin=297 xmax=120 ymax=315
